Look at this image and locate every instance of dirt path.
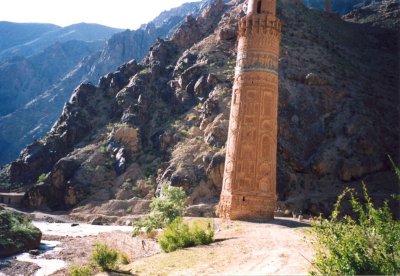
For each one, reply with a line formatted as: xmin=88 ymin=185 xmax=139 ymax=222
xmin=125 ymin=217 xmax=314 ymax=275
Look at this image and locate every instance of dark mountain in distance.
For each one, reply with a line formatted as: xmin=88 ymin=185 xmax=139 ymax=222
xmin=304 ymin=0 xmax=383 ymax=14
xmin=0 ymin=40 xmax=103 ymax=117
xmin=0 ymin=22 xmax=122 ymax=62
xmin=0 ymin=22 xmax=59 ymax=52
xmin=0 ymin=0 xmax=213 ymax=166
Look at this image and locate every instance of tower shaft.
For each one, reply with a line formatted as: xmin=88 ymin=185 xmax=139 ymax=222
xmin=217 ymin=0 xmax=281 ymax=220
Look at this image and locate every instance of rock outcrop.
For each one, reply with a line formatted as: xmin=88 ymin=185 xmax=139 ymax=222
xmin=0 ymin=209 xmax=42 ymax=257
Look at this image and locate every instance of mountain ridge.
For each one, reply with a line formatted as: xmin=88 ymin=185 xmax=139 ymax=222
xmin=0 ymin=22 xmax=122 ymax=62
xmin=0 ymin=0 xmax=213 ymax=166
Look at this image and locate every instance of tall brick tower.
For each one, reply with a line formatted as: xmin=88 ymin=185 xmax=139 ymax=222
xmin=325 ymin=0 xmax=331 ymax=14
xmin=217 ymin=0 xmax=281 ymax=220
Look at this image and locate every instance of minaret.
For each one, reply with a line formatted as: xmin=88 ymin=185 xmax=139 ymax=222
xmin=217 ymin=0 xmax=281 ymax=220
xmin=325 ymin=0 xmax=331 ymax=14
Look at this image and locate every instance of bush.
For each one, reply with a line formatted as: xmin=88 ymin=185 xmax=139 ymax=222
xmin=158 ymin=218 xmax=214 ymax=253
xmin=150 ymin=183 xmax=186 ymax=225
xmin=68 ymin=264 xmax=92 ymax=276
xmin=119 ymin=253 xmax=130 ymax=265
xmin=132 ymin=183 xmax=186 ymax=236
xmin=90 ymin=243 xmax=118 ymax=271
xmin=310 ymin=183 xmax=400 ymax=275
xmin=38 ymin=173 xmax=46 ymax=184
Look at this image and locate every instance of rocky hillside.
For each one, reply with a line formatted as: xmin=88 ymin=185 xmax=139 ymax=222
xmin=0 ymin=0 xmax=398 ymax=222
xmin=343 ymin=0 xmax=400 ymax=29
xmin=0 ymin=0 xmax=214 ymax=166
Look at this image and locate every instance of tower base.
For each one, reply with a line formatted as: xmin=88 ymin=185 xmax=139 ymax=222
xmin=217 ymin=193 xmax=275 ymax=221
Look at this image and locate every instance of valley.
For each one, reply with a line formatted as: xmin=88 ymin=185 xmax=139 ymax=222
xmin=0 ymin=0 xmax=398 ymax=275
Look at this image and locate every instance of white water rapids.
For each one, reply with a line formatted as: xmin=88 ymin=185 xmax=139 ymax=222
xmin=3 ymin=221 xmax=132 ymax=276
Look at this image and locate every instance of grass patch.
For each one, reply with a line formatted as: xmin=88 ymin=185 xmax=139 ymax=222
xmin=68 ymin=264 xmax=92 ymax=276
xmin=130 ymin=243 xmax=220 ymax=275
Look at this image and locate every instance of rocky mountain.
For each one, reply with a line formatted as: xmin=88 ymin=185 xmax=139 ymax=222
xmin=304 ymin=0 xmax=384 ymax=14
xmin=0 ymin=40 xmax=103 ymax=117
xmin=0 ymin=0 xmax=214 ymax=166
xmin=142 ymin=0 xmax=224 ymax=37
xmin=0 ymin=0 xmax=398 ymax=222
xmin=343 ymin=0 xmax=400 ymax=29
xmin=0 ymin=22 xmax=122 ymax=62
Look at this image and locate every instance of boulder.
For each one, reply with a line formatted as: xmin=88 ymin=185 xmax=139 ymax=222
xmin=184 ymin=203 xmax=217 ymax=217
xmin=204 ymin=114 xmax=229 ymax=147
xmin=217 ymin=26 xmax=237 ymax=41
xmin=112 ymin=126 xmax=140 ymax=154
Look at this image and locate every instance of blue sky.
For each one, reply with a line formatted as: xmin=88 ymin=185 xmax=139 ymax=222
xmin=0 ymin=0 xmax=201 ymax=30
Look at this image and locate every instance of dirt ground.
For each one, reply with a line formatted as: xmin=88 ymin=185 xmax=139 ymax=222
xmin=0 ymin=260 xmax=40 ymax=276
xmin=124 ymin=217 xmax=314 ymax=275
xmin=0 ymin=216 xmax=314 ymax=275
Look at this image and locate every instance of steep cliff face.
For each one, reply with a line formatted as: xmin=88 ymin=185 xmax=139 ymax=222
xmin=0 ymin=0 xmax=213 ymax=166
xmin=1 ymin=0 xmax=398 ymax=220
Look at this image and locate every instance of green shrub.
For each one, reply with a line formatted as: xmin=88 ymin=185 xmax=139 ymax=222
xmin=310 ymin=183 xmax=400 ymax=275
xmin=68 ymin=264 xmax=92 ymax=276
xmin=389 ymin=155 xmax=400 ymax=201
xmin=132 ymin=183 xmax=186 ymax=236
xmin=119 ymin=253 xmax=130 ymax=265
xmin=192 ymin=222 xmax=214 ymax=246
xmin=158 ymin=218 xmax=214 ymax=253
xmin=38 ymin=173 xmax=46 ymax=184
xmin=139 ymin=67 xmax=151 ymax=74
xmin=389 ymin=155 xmax=400 ymax=180
xmin=90 ymin=243 xmax=118 ymax=271
xmin=150 ymin=183 xmax=186 ymax=225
